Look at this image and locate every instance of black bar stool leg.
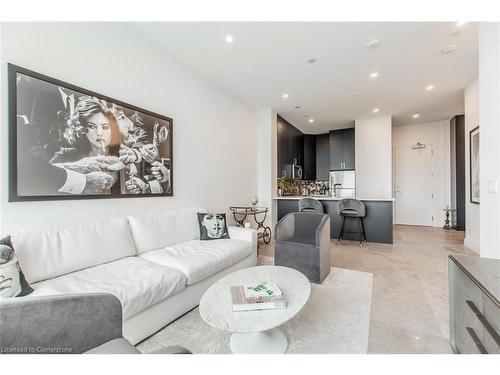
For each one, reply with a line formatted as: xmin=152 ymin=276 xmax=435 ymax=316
xmin=356 ymin=217 xmax=362 ymax=245
xmin=360 ymin=217 xmax=367 ymax=242
xmin=338 ymin=215 xmax=346 ymax=243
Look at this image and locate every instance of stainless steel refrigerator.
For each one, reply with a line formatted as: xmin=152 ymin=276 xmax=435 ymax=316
xmin=329 ymin=170 xmax=356 ymax=197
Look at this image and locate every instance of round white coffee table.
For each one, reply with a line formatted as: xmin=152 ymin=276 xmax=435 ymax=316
xmin=199 ymin=265 xmax=311 ymax=354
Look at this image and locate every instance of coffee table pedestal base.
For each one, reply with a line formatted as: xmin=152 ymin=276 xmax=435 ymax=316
xmin=230 ymin=328 xmax=288 ymax=354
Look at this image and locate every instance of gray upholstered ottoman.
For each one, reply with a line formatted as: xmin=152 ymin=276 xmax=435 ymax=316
xmin=274 ymin=212 xmax=331 ymax=283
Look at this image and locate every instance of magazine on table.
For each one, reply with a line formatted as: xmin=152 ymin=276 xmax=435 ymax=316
xmin=231 ymin=281 xmax=287 ymax=312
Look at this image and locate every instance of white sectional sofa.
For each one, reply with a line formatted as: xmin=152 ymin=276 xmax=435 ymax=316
xmin=10 ymin=207 xmax=257 ymax=344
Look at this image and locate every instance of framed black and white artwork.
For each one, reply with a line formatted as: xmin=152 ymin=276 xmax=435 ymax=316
xmin=8 ymin=64 xmax=173 ymax=201
xmin=469 ymin=126 xmax=479 ymax=204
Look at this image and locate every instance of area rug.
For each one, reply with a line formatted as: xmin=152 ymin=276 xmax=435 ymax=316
xmin=137 ymin=261 xmax=373 ymax=354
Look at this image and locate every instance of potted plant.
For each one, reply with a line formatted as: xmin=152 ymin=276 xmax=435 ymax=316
xmin=277 ymin=178 xmax=295 ymax=196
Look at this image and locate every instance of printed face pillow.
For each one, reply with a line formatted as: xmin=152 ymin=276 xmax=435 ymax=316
xmin=0 ymin=236 xmax=33 ymax=298
xmin=197 ymin=213 xmax=230 ymax=240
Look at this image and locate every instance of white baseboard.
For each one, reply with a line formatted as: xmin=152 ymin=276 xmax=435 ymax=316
xmin=464 ymin=237 xmax=480 ymax=254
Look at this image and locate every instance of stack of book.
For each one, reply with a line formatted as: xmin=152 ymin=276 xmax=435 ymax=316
xmin=231 ymin=281 xmax=287 ymax=312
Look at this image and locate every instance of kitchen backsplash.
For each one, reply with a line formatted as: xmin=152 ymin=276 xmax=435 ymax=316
xmin=277 ymin=179 xmax=329 ymax=196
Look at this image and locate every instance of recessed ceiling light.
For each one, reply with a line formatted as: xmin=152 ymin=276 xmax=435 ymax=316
xmin=456 ymin=21 xmax=468 ymax=27
xmin=372 ymin=108 xmax=379 ymax=113
xmin=294 ymin=105 xmax=301 ymax=109
xmin=426 ymin=85 xmax=435 ymax=91
xmin=307 ymin=58 xmax=318 ymax=64
xmin=308 ymin=118 xmax=314 ymax=123
xmin=282 ymin=93 xmax=289 ymax=99
xmin=225 ymin=35 xmax=234 ymax=43
xmin=365 ymin=38 xmax=381 ymax=50
xmin=412 ymin=113 xmax=420 ymax=119
xmin=370 ymin=72 xmax=379 ymax=78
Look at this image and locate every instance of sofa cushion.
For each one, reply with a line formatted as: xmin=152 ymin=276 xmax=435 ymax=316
xmin=30 ymin=257 xmax=187 ymax=319
xmin=139 ymin=239 xmax=253 ymax=285
xmin=128 ymin=207 xmax=206 ymax=254
xmin=10 ymin=217 xmax=137 ymax=284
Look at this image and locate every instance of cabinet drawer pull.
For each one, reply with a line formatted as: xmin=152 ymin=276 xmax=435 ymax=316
xmin=466 ymin=300 xmax=500 ymax=348
xmin=466 ymin=327 xmax=488 ymax=354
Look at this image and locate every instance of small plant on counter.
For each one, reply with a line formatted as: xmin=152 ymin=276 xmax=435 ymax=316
xmin=277 ymin=178 xmax=297 ymax=196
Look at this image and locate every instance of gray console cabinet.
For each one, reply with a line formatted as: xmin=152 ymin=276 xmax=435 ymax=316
xmin=449 ymin=255 xmax=500 ymax=354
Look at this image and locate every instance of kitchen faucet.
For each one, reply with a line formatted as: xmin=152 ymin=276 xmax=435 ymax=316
xmin=332 ymin=183 xmax=342 ymax=197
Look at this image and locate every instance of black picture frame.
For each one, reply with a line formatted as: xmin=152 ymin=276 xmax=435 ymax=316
xmin=469 ymin=126 xmax=479 ymax=204
xmin=8 ymin=63 xmax=173 ymax=202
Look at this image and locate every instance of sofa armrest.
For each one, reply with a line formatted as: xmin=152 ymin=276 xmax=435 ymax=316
xmin=0 ymin=293 xmax=123 ymax=354
xmin=228 ymin=226 xmax=257 ymax=253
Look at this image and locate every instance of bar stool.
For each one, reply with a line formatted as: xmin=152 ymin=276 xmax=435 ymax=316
xmin=337 ymin=198 xmax=366 ymax=245
xmin=298 ymin=197 xmax=325 ymax=213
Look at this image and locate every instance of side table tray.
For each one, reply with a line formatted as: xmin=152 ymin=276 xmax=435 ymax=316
xmin=229 ymin=206 xmax=272 ymax=244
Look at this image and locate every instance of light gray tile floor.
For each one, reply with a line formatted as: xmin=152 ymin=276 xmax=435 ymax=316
xmin=259 ymin=225 xmax=477 ymax=354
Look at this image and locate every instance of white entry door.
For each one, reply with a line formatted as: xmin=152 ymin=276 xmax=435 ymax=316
xmin=394 ymin=145 xmax=434 ymax=226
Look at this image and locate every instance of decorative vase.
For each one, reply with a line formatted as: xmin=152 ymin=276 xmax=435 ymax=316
xmin=250 ymin=194 xmax=258 ymax=209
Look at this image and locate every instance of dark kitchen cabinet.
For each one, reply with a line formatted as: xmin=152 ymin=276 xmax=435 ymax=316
xmin=303 ymin=135 xmax=316 ymax=180
xmin=330 ymin=133 xmax=343 ymax=170
xmin=316 ymin=133 xmax=330 ymax=181
xmin=277 ymin=115 xmax=304 ymax=178
xmin=343 ymin=128 xmax=355 ymax=170
xmin=276 ymin=114 xmax=355 ymax=182
xmin=330 ymin=128 xmax=355 ymax=170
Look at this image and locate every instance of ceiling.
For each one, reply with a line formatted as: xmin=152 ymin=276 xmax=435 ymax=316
xmin=125 ymin=22 xmax=478 ymax=133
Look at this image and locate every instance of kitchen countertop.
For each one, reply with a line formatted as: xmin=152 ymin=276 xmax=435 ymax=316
xmin=273 ymin=196 xmax=395 ymax=202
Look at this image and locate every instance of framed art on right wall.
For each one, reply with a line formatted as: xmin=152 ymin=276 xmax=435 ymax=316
xmin=469 ymin=126 xmax=480 ymax=204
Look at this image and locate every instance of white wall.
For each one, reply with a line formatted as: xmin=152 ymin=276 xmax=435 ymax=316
xmin=355 ymin=116 xmax=392 ymax=199
xmin=0 ymin=23 xmax=258 ymax=234
xmin=0 ymin=23 xmax=3 ymax=232
xmin=392 ymin=120 xmax=452 ymax=227
xmin=464 ymin=78 xmax=480 ymax=253
xmin=479 ymin=23 xmax=500 ymax=259
xmin=256 ymin=108 xmax=277 ymax=229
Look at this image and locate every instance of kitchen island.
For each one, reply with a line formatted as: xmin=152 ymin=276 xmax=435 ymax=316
xmin=274 ymin=196 xmax=394 ymax=244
